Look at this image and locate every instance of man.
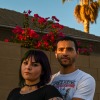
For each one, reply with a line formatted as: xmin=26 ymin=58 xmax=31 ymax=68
xmin=50 ymin=36 xmax=95 ymax=100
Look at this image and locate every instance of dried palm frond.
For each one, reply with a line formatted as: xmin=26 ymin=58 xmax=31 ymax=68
xmin=74 ymin=5 xmax=82 ymax=23
xmin=80 ymin=5 xmax=90 ymax=22
xmin=80 ymin=5 xmax=85 ymax=22
xmin=89 ymin=1 xmax=99 ymax=23
xmin=98 ymin=0 xmax=100 ymax=6
xmin=84 ymin=6 xmax=91 ymax=21
xmin=62 ymin=0 xmax=72 ymax=4
xmin=90 ymin=0 xmax=93 ymax=3
xmin=62 ymin=0 xmax=66 ymax=3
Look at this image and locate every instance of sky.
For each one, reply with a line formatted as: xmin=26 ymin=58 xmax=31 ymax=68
xmin=0 ymin=0 xmax=100 ymax=36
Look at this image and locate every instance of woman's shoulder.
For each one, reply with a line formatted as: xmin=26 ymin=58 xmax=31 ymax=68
xmin=11 ymin=87 xmax=20 ymax=92
xmin=8 ymin=87 xmax=20 ymax=95
xmin=7 ymin=87 xmax=21 ymax=100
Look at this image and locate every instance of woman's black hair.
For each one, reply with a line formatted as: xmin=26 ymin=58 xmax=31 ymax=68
xmin=55 ymin=36 xmax=78 ymax=52
xmin=19 ymin=49 xmax=51 ymax=88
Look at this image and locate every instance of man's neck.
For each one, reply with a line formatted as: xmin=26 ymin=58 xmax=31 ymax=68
xmin=60 ymin=65 xmax=77 ymax=74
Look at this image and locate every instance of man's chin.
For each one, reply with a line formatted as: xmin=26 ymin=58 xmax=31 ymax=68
xmin=60 ymin=63 xmax=70 ymax=68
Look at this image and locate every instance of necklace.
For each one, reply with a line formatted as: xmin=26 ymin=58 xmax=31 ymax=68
xmin=24 ymin=82 xmax=40 ymax=87
xmin=21 ymin=82 xmax=40 ymax=93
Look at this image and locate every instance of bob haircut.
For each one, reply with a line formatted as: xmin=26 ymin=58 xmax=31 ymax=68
xmin=19 ymin=49 xmax=51 ymax=87
xmin=55 ymin=36 xmax=78 ymax=52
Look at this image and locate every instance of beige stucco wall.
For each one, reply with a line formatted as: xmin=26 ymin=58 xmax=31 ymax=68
xmin=0 ymin=41 xmax=100 ymax=100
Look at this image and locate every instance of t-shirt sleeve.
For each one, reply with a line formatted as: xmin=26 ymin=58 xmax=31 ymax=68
xmin=73 ymin=76 xmax=96 ymax=100
xmin=45 ymin=85 xmax=63 ymax=100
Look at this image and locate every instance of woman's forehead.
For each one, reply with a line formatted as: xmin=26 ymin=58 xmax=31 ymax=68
xmin=24 ymin=56 xmax=35 ymax=61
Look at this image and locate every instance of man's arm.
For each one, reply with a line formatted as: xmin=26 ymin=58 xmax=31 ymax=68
xmin=72 ymin=76 xmax=95 ymax=100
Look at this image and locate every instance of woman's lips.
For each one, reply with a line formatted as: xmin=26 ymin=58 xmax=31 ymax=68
xmin=24 ymin=72 xmax=30 ymax=74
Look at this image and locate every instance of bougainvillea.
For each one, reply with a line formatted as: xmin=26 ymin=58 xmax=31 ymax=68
xmin=4 ymin=10 xmax=93 ymax=55
xmin=77 ymin=41 xmax=93 ymax=55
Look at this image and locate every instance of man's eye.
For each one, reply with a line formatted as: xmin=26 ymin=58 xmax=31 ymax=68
xmin=59 ymin=48 xmax=64 ymax=51
xmin=67 ymin=48 xmax=74 ymax=51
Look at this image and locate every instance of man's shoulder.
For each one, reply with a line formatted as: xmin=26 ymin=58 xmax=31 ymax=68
xmin=49 ymin=72 xmax=60 ymax=83
xmin=78 ymin=69 xmax=95 ymax=82
xmin=79 ymin=69 xmax=93 ymax=77
xmin=52 ymin=72 xmax=60 ymax=78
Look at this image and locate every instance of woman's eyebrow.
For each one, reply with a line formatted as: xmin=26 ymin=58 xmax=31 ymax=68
xmin=31 ymin=61 xmax=39 ymax=63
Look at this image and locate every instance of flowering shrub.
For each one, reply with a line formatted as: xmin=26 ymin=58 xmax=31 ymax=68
xmin=77 ymin=41 xmax=93 ymax=55
xmin=4 ymin=10 xmax=93 ymax=55
xmin=12 ymin=26 xmax=39 ymax=48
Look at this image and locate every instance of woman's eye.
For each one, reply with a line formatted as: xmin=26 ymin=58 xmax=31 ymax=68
xmin=32 ymin=63 xmax=38 ymax=67
xmin=23 ymin=61 xmax=28 ymax=65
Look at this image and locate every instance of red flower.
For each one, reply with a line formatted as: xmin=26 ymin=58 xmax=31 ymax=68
xmin=42 ymin=35 xmax=49 ymax=41
xmin=4 ymin=39 xmax=9 ymax=42
xmin=28 ymin=10 xmax=32 ymax=14
xmin=43 ymin=41 xmax=49 ymax=47
xmin=38 ymin=17 xmax=47 ymax=24
xmin=18 ymin=34 xmax=24 ymax=41
xmin=58 ymin=32 xmax=65 ymax=37
xmin=52 ymin=16 xmax=59 ymax=22
xmin=89 ymin=48 xmax=93 ymax=52
xmin=24 ymin=13 xmax=28 ymax=17
xmin=12 ymin=26 xmax=23 ymax=34
xmin=77 ymin=41 xmax=81 ymax=46
xmin=36 ymin=41 xmax=42 ymax=48
xmin=34 ymin=14 xmax=39 ymax=18
xmin=29 ymin=29 xmax=39 ymax=38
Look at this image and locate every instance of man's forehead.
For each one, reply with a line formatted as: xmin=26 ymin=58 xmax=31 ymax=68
xmin=57 ymin=41 xmax=75 ymax=46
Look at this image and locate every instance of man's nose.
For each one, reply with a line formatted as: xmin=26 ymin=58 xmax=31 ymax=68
xmin=63 ymin=49 xmax=68 ymax=54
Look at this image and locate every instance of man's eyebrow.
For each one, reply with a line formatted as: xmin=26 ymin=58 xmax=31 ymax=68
xmin=65 ymin=47 xmax=71 ymax=48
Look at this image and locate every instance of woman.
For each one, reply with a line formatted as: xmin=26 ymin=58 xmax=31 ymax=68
xmin=7 ymin=49 xmax=63 ymax=100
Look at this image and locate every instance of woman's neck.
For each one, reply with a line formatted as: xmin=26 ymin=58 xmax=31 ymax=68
xmin=25 ymin=79 xmax=40 ymax=86
xmin=24 ymin=81 xmax=40 ymax=87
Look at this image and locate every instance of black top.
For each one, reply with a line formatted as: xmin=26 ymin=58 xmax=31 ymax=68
xmin=7 ymin=85 xmax=63 ymax=100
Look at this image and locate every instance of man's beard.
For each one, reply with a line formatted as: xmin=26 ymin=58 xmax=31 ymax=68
xmin=57 ymin=55 xmax=75 ymax=68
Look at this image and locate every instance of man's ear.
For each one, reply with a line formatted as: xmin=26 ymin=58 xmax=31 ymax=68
xmin=76 ymin=51 xmax=79 ymax=58
xmin=55 ymin=50 xmax=57 ymax=58
xmin=77 ymin=50 xmax=79 ymax=54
